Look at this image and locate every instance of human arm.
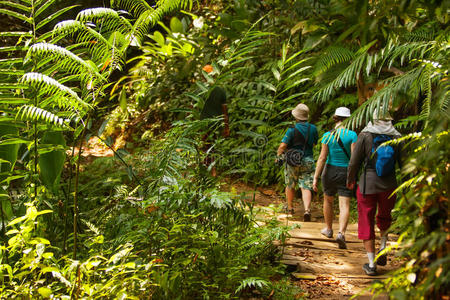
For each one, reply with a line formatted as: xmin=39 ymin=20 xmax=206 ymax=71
xmin=277 ymin=143 xmax=288 ymax=157
xmin=313 ymin=143 xmax=328 ymax=192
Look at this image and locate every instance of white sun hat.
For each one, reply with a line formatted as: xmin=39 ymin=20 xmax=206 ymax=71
xmin=291 ymin=103 xmax=309 ymax=121
xmin=334 ymin=107 xmax=351 ymax=117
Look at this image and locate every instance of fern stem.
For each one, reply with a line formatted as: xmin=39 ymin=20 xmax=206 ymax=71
xmin=73 ymin=118 xmax=89 ymax=260
xmin=0 ymin=202 xmax=9 ymax=265
xmin=63 ymin=142 xmax=76 ymax=253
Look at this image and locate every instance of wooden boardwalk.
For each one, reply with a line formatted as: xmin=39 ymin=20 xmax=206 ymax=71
xmin=276 ymin=216 xmax=399 ymax=299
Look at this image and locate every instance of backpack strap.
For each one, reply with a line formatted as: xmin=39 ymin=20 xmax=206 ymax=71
xmin=290 ymin=123 xmax=311 ymax=152
xmin=329 ymin=129 xmax=350 ymax=160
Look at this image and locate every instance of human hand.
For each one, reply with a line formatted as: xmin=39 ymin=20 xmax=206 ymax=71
xmin=275 ymin=156 xmax=284 ymax=166
xmin=313 ymin=178 xmax=318 ymax=192
xmin=347 ymin=182 xmax=355 ymax=191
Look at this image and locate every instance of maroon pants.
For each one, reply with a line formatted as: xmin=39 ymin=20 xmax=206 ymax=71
xmin=356 ymin=186 xmax=396 ymax=240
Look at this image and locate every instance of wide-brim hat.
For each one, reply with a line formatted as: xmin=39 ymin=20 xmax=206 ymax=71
xmin=334 ymin=107 xmax=351 ymax=117
xmin=292 ymin=103 xmax=309 ymax=121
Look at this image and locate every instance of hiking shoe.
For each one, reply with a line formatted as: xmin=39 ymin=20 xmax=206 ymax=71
xmin=288 ymin=208 xmax=295 ymax=215
xmin=336 ymin=232 xmax=347 ymax=249
xmin=321 ymin=228 xmax=333 ymax=238
xmin=303 ymin=212 xmax=311 ymax=222
xmin=376 ymin=249 xmax=387 ymax=266
xmin=363 ymin=263 xmax=377 ymax=276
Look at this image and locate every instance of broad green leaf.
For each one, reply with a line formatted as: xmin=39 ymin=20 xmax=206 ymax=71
xmin=7 ymin=215 xmax=27 ymax=227
xmin=38 ymin=131 xmax=66 ymax=193
xmin=170 ymin=17 xmax=183 ymax=33
xmin=0 ymin=125 xmax=19 ymax=183
xmin=152 ymin=31 xmax=165 ymax=46
xmin=42 ymin=252 xmax=53 ymax=259
xmin=0 ymin=196 xmax=13 ymax=220
xmin=38 ymin=287 xmax=52 ymax=298
xmin=119 ymin=88 xmax=127 ymax=112
xmin=40 ymin=267 xmax=59 ymax=273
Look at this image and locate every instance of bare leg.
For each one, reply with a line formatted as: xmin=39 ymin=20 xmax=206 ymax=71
xmin=286 ymin=187 xmax=296 ymax=211
xmin=338 ymin=196 xmax=350 ymax=235
xmin=301 ymin=188 xmax=312 ymax=212
xmin=323 ymin=194 xmax=334 ymax=230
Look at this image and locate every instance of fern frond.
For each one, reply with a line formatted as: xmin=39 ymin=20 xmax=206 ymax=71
xmin=313 ymin=41 xmax=379 ymax=102
xmin=53 ymin=20 xmax=123 ymax=66
xmin=26 ymin=43 xmax=103 ymax=79
xmin=419 ymin=65 xmax=432 ymax=124
xmin=17 ymin=105 xmax=68 ymax=127
xmin=314 ymin=53 xmax=366 ymax=102
xmin=0 ymin=31 xmax=32 ymax=38
xmin=111 ymin=0 xmax=153 ymax=18
xmin=53 ymin=20 xmax=85 ymax=35
xmin=382 ymin=40 xmax=435 ymax=68
xmin=235 ymin=277 xmax=270 ymax=293
xmin=127 ymin=0 xmax=192 ymax=42
xmin=346 ymin=68 xmax=422 ymax=129
xmin=314 ymin=46 xmax=355 ymax=76
xmin=21 ymin=72 xmax=90 ymax=110
xmin=0 ymin=8 xmax=31 ymax=23
xmin=0 ymin=1 xmax=31 ymax=13
xmin=35 ymin=5 xmax=78 ymax=31
xmin=77 ymin=8 xmax=132 ymax=34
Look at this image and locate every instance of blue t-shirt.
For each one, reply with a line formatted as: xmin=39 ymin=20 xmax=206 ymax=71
xmin=321 ymin=128 xmax=357 ymax=167
xmin=281 ymin=122 xmax=318 ymax=158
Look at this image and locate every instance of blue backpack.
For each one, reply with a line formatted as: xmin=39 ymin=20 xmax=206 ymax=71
xmin=370 ymin=134 xmax=396 ymax=176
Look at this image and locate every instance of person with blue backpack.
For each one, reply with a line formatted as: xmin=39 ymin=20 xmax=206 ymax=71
xmin=347 ymin=108 xmax=401 ymax=276
xmin=313 ymin=107 xmax=357 ymax=249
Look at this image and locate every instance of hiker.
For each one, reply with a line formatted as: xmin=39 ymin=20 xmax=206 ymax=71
xmin=346 ymin=109 xmax=401 ymax=276
xmin=312 ymin=107 xmax=357 ymax=249
xmin=277 ymin=103 xmax=318 ymax=221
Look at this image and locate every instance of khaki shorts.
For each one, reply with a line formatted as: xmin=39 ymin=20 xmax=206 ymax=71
xmin=284 ymin=156 xmax=315 ymax=191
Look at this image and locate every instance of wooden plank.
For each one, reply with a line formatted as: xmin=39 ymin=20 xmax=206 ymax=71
xmin=281 ymin=243 xmax=362 ymax=253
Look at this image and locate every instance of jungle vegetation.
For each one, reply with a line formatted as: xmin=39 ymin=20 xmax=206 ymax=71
xmin=0 ymin=0 xmax=448 ymax=298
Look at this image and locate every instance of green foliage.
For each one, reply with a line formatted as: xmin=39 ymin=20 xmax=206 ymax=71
xmin=0 ymin=0 xmax=448 ymax=298
xmin=38 ymin=131 xmax=66 ymax=193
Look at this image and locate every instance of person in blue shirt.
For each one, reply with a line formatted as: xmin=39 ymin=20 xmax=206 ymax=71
xmin=312 ymin=107 xmax=357 ymax=249
xmin=277 ymin=103 xmax=318 ymax=221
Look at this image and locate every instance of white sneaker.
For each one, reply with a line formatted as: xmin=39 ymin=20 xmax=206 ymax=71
xmin=321 ymin=227 xmax=333 ymax=238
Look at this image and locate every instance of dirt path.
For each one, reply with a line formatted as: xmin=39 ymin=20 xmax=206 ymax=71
xmin=225 ymin=181 xmax=399 ymax=299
